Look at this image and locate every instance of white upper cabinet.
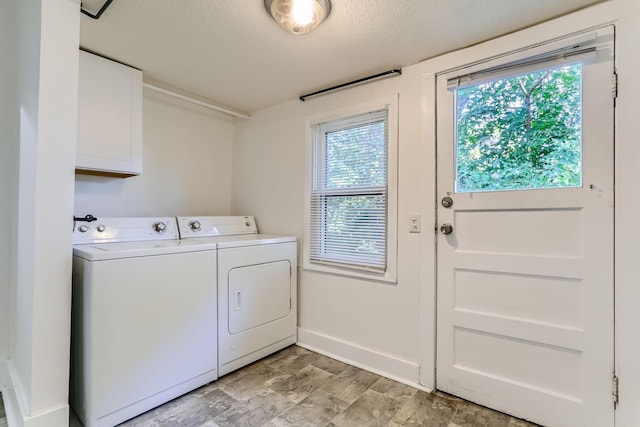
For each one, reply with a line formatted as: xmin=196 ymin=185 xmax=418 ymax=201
xmin=76 ymin=50 xmax=142 ymax=177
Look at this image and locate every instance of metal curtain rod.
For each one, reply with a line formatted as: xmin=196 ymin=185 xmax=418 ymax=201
xmin=81 ymin=0 xmax=115 ymax=19
xmin=143 ymin=83 xmax=251 ymax=119
xmin=299 ymin=68 xmax=402 ymax=102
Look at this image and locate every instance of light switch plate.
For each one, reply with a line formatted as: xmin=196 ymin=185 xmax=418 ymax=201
xmin=409 ymin=214 xmax=421 ymax=233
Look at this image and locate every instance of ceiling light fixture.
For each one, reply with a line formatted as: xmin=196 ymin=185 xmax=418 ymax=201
xmin=264 ymin=0 xmax=331 ymax=35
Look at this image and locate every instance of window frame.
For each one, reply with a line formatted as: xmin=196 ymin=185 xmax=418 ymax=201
xmin=303 ymin=96 xmax=398 ymax=283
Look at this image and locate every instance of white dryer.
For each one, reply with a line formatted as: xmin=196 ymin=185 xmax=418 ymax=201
xmin=177 ymin=216 xmax=297 ymax=376
xmin=71 ymin=217 xmax=218 ymax=427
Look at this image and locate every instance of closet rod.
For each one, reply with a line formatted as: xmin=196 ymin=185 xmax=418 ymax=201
xmin=299 ymin=68 xmax=402 ymax=101
xmin=143 ymin=83 xmax=250 ymax=119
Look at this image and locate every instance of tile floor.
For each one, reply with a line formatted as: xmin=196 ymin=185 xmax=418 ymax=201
xmin=69 ymin=345 xmax=540 ymax=427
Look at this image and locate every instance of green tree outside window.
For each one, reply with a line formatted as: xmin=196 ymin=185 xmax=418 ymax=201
xmin=456 ymin=64 xmax=582 ymax=192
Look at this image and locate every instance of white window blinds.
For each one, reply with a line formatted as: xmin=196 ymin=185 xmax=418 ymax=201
xmin=309 ymin=108 xmax=389 ymax=272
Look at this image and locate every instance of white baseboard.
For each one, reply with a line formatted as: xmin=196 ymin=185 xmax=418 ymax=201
xmin=297 ymin=327 xmax=431 ymax=393
xmin=1 ymin=359 xmax=20 ymax=427
xmin=2 ymin=388 xmax=21 ymax=427
xmin=1 ymin=360 xmax=69 ymax=427
xmin=21 ymin=405 xmax=68 ymax=427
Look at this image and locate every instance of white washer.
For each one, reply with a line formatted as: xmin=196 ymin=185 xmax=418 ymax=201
xmin=177 ymin=216 xmax=297 ymax=376
xmin=70 ymin=217 xmax=218 ymax=427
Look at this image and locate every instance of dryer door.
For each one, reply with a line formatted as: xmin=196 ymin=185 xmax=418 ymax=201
xmin=228 ymin=260 xmax=292 ymax=334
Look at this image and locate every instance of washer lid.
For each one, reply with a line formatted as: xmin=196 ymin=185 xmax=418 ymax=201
xmin=73 ymin=239 xmax=217 ymax=261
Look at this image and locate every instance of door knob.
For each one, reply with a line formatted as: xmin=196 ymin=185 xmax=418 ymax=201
xmin=441 ymin=197 xmax=453 ymax=208
xmin=440 ymin=223 xmax=453 ymax=235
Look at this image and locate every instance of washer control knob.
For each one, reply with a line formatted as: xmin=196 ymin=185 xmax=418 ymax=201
xmin=153 ymin=222 xmax=167 ymax=233
xmin=96 ymin=224 xmax=106 ymax=232
xmin=78 ymin=225 xmax=89 ymax=233
xmin=189 ymin=220 xmax=201 ymax=231
xmin=245 ymin=221 xmax=251 ymax=227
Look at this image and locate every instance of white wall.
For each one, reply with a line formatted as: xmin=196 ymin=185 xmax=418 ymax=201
xmin=0 ymin=0 xmax=18 ymax=362
xmin=74 ymin=89 xmax=235 ymax=217
xmin=6 ymin=0 xmax=80 ymax=426
xmin=232 ymin=66 xmax=430 ymax=385
xmin=612 ymin=9 xmax=640 ymax=427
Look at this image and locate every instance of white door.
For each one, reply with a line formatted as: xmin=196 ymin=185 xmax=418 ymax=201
xmin=436 ymin=27 xmax=615 ymax=427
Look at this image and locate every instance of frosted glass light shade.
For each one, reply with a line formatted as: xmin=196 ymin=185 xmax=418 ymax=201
xmin=264 ymin=0 xmax=331 ymax=35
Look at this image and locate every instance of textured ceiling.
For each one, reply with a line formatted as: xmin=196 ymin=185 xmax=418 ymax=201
xmin=79 ymin=0 xmax=604 ymax=114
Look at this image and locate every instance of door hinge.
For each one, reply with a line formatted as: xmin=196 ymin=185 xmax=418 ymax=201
xmin=612 ymin=373 xmax=619 ymax=408
xmin=612 ymin=72 xmax=618 ymax=99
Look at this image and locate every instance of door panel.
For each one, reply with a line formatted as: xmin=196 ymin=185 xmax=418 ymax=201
xmin=454 ymin=269 xmax=583 ymax=328
xmin=453 ymin=207 xmax=583 ymax=256
xmin=436 ymin=27 xmax=614 ymax=427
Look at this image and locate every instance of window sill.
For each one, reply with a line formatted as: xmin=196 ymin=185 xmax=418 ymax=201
xmin=302 ymin=260 xmax=398 ymax=285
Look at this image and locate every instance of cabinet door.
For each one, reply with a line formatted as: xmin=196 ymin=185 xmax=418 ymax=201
xmin=76 ymin=50 xmax=142 ymax=176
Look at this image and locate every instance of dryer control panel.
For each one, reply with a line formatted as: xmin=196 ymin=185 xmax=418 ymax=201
xmin=177 ymin=216 xmax=257 ymax=238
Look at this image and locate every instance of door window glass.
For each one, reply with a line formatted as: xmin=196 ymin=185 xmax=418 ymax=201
xmin=455 ymin=64 xmax=582 ymax=193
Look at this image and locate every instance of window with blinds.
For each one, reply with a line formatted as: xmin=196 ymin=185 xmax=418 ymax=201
xmin=309 ymin=108 xmax=389 ymax=272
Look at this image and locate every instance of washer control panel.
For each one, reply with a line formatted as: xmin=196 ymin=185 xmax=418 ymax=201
xmin=73 ymin=217 xmax=179 ymax=244
xmin=177 ymin=216 xmax=257 ymax=238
